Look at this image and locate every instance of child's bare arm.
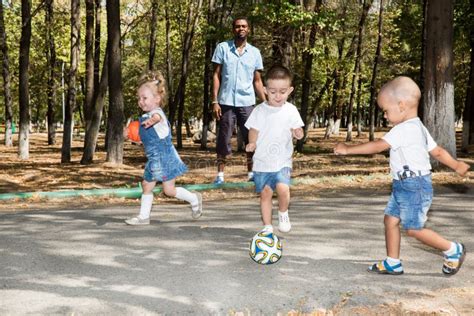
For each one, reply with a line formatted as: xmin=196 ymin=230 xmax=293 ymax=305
xmin=142 ymin=113 xmax=162 ymax=129
xmin=429 ymin=146 xmax=470 ymax=176
xmin=246 ymin=128 xmax=259 ymax=152
xmin=334 ymin=139 xmax=390 ymax=155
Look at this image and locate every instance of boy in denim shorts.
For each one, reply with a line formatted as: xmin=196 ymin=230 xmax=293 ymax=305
xmin=245 ymin=65 xmax=304 ymax=233
xmin=334 ymin=76 xmax=469 ymax=276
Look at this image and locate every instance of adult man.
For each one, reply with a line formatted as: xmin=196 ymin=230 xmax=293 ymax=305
xmin=212 ymin=17 xmax=266 ymax=184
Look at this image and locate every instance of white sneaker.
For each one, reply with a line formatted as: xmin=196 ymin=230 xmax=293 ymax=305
xmin=191 ymin=192 xmax=203 ymax=219
xmin=125 ymin=216 xmax=150 ymax=225
xmin=278 ymin=212 xmax=291 ymax=233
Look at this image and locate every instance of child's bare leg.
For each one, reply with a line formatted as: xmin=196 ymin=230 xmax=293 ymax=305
xmin=384 ymin=215 xmax=401 ymax=258
xmin=142 ymin=179 xmax=157 ymax=195
xmin=162 ymin=179 xmax=176 ymax=196
xmin=162 ymin=179 xmax=200 ymax=216
xmin=406 ymin=228 xmax=451 ymax=251
xmin=275 ymin=183 xmax=290 ymax=212
xmin=276 ymin=183 xmax=291 ymax=232
xmin=260 ymin=186 xmax=273 ymax=226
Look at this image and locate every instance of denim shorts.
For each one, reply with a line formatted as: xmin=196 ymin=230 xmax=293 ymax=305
xmin=384 ymin=174 xmax=433 ymax=230
xmin=254 ymin=167 xmax=291 ymax=193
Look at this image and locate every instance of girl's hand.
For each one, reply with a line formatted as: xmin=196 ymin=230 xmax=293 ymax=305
xmin=334 ymin=143 xmax=348 ymax=155
xmin=292 ymin=127 xmax=304 ymax=140
xmin=141 ymin=113 xmax=161 ymax=129
xmin=246 ymin=142 xmax=257 ymax=152
xmin=123 ymin=126 xmax=129 ymax=139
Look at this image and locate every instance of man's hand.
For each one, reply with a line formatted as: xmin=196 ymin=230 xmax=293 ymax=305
xmin=455 ymin=161 xmax=470 ymax=176
xmin=213 ymin=103 xmax=222 ymax=121
xmin=334 ymin=143 xmax=348 ymax=155
xmin=292 ymin=128 xmax=304 ymax=140
xmin=246 ymin=142 xmax=256 ymax=152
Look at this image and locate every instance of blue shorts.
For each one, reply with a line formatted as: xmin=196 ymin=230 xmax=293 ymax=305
xmin=254 ymin=167 xmax=291 ymax=193
xmin=384 ymin=174 xmax=433 ymax=230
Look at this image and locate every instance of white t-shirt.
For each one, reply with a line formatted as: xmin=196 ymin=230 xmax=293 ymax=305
xmin=382 ymin=117 xmax=437 ymax=179
xmin=244 ymin=101 xmax=304 ymax=172
xmin=142 ymin=107 xmax=170 ymax=139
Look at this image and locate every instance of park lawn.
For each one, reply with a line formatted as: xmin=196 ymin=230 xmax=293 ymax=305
xmin=0 ymin=128 xmax=472 ymax=210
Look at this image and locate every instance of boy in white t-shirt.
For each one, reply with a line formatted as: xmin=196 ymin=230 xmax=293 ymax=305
xmin=334 ymin=76 xmax=470 ymax=276
xmin=245 ymin=65 xmax=304 ymax=234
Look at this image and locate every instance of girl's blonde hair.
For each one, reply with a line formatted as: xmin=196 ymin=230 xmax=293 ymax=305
xmin=137 ymin=70 xmax=168 ymax=106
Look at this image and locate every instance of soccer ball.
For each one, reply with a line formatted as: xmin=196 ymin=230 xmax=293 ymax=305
xmin=249 ymin=230 xmax=282 ymax=264
xmin=127 ymin=121 xmax=141 ymax=142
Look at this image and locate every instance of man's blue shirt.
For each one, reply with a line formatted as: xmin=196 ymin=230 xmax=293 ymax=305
xmin=212 ymin=40 xmax=263 ymax=107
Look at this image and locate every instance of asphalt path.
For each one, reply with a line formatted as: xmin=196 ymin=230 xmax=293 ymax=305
xmin=0 ymin=184 xmax=473 ymax=314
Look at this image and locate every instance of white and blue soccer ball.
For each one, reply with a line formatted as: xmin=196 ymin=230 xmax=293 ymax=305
xmin=249 ymin=230 xmax=282 ymax=264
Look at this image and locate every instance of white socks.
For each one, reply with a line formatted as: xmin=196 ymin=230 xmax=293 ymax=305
xmin=262 ymin=225 xmax=273 ymax=233
xmin=175 ymin=187 xmax=199 ymax=211
xmin=138 ymin=193 xmax=154 ymax=219
xmin=386 ymin=256 xmax=401 ymax=266
xmin=443 ymin=242 xmax=462 ymax=261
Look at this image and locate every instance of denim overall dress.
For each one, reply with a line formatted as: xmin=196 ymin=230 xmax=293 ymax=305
xmin=139 ymin=112 xmax=188 ymax=183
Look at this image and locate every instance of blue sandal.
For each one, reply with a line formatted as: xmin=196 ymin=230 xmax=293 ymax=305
xmin=442 ymin=243 xmax=466 ymax=276
xmin=368 ymin=259 xmax=404 ymax=275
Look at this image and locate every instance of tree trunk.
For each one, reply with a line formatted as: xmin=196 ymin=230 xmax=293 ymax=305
xmin=0 ymin=2 xmax=14 ymax=147
xmin=201 ymin=0 xmax=217 ymax=150
xmin=172 ymin=0 xmax=203 ymax=149
xmin=84 ymin=0 xmax=95 ymax=131
xmin=45 ymin=0 xmax=57 ymax=145
xmin=105 ymin=0 xmax=125 ymax=164
xmin=94 ymin=0 xmax=101 ymax=93
xmin=296 ymin=2 xmax=320 ymax=152
xmin=148 ymin=0 xmax=159 ymax=71
xmin=164 ymin=3 xmax=174 ymax=122
xmin=18 ymin=0 xmax=31 ymax=159
xmin=461 ymin=0 xmax=474 ymax=151
xmin=346 ymin=0 xmax=371 ymax=142
xmin=81 ymin=50 xmax=109 ymax=165
xmin=61 ymin=0 xmax=80 ymax=163
xmin=356 ymin=63 xmax=363 ymax=137
xmin=422 ymin=0 xmax=456 ymax=163
xmin=368 ymin=0 xmax=383 ymax=141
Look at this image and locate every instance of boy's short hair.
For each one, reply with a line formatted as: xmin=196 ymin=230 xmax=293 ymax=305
xmin=232 ymin=17 xmax=249 ymax=28
xmin=265 ymin=65 xmax=293 ymax=84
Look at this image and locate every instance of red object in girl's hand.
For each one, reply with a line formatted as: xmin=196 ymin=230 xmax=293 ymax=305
xmin=127 ymin=121 xmax=141 ymax=142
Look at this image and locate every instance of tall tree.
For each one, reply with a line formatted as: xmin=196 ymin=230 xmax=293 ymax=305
xmin=271 ymin=0 xmax=297 ymax=68
xmin=0 ymin=2 xmax=14 ymax=147
xmin=61 ymin=0 xmax=80 ymax=163
xmin=368 ymin=0 xmax=384 ymax=141
xmin=346 ymin=0 xmax=371 ymax=141
xmin=171 ymin=0 xmax=203 ymax=149
xmin=296 ymin=0 xmax=320 ymax=152
xmin=81 ymin=50 xmax=109 ymax=165
xmin=148 ymin=0 xmax=159 ymax=71
xmin=45 ymin=0 xmax=57 ymax=145
xmin=93 ymin=0 xmax=101 ymax=93
xmin=105 ymin=0 xmax=125 ymax=164
xmin=422 ymin=0 xmax=456 ymax=161
xmin=164 ymin=3 xmax=174 ymax=113
xmin=84 ymin=0 xmax=95 ymax=131
xmin=201 ymin=0 xmax=217 ymax=149
xmin=461 ymin=0 xmax=474 ymax=151
xmin=18 ymin=0 xmax=32 ymax=159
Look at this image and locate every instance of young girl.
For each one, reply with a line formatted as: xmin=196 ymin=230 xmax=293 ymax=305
xmin=124 ymin=71 xmax=202 ymax=225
